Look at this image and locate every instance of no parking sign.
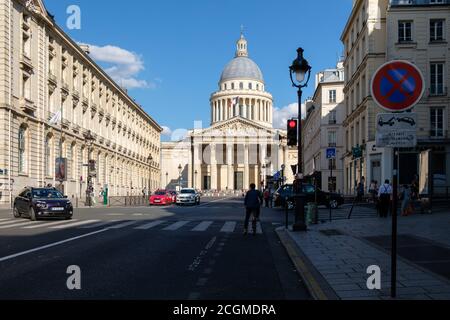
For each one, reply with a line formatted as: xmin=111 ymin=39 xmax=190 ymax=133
xmin=371 ymin=60 xmax=425 ymax=112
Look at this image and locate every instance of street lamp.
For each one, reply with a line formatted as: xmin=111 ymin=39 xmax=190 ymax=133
xmin=289 ymin=47 xmax=312 ymax=232
xmin=166 ymin=172 xmax=169 ymax=188
xmin=178 ymin=164 xmax=182 ymax=191
xmin=281 ymin=164 xmax=286 ymax=186
xmin=84 ymin=130 xmax=95 ymax=207
xmin=148 ymin=154 xmax=153 ymax=193
xmin=261 ymin=164 xmax=266 ymax=190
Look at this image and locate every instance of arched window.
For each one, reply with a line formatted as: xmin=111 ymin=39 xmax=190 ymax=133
xmin=231 ymin=83 xmax=235 ymax=90
xmin=18 ymin=126 xmax=27 ymax=173
xmin=239 ymin=82 xmax=244 ymax=90
xmin=249 ymin=83 xmax=253 ymax=90
xmin=45 ymin=135 xmax=52 ymax=177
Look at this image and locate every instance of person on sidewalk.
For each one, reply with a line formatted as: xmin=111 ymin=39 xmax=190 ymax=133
xmin=378 ymin=179 xmax=392 ymax=218
xmin=263 ymin=188 xmax=270 ymax=208
xmin=244 ymin=183 xmax=263 ymax=235
xmin=356 ymin=177 xmax=365 ymax=202
xmin=400 ymin=184 xmax=413 ymax=216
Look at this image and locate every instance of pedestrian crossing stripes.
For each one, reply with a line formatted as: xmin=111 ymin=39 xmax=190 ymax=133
xmin=0 ymin=219 xmax=265 ymax=234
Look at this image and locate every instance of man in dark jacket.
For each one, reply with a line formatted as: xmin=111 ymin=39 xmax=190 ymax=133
xmin=244 ymin=183 xmax=263 ymax=235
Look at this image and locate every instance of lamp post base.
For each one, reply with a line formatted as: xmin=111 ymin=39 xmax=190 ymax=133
xmin=293 ymin=193 xmax=308 ymax=232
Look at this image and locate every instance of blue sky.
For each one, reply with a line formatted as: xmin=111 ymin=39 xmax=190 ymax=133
xmin=45 ymin=0 xmax=353 ymax=139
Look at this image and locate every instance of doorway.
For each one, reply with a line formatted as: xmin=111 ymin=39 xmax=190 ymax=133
xmin=234 ymin=172 xmax=243 ymax=190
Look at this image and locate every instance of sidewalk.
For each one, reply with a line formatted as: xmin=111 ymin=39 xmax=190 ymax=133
xmin=277 ymin=209 xmax=450 ymax=300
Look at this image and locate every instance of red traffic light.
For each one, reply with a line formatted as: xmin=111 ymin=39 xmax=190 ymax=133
xmin=289 ymin=120 xmax=297 ymax=128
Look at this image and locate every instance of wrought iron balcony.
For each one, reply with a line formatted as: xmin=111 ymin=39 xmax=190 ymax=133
xmin=390 ymin=0 xmax=450 ymax=5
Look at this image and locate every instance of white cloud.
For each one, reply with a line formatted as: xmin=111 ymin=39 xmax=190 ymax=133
xmin=273 ymin=103 xmax=306 ymax=129
xmin=161 ymin=126 xmax=172 ymax=137
xmin=86 ymin=44 xmax=154 ymax=90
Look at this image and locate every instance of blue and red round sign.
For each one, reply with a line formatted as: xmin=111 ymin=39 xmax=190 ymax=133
xmin=371 ymin=60 xmax=425 ymax=112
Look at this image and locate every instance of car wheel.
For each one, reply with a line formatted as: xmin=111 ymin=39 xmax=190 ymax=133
xmin=30 ymin=207 xmax=37 ymax=221
xmin=13 ymin=206 xmax=21 ymax=218
xmin=329 ymin=199 xmax=339 ymax=209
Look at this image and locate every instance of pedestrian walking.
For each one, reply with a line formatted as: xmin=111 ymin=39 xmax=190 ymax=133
xmin=400 ymin=184 xmax=413 ymax=216
xmin=378 ymin=179 xmax=392 ymax=218
xmin=263 ymin=188 xmax=270 ymax=208
xmin=244 ymin=183 xmax=263 ymax=236
xmin=356 ymin=177 xmax=365 ymax=202
xmin=369 ymin=180 xmax=378 ymax=203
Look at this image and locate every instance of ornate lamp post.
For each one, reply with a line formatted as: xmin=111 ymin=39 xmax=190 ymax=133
xmin=147 ymin=154 xmax=153 ymax=193
xmin=289 ymin=47 xmax=312 ymax=232
xmin=84 ymin=130 xmax=95 ymax=207
xmin=194 ymin=170 xmax=198 ymax=189
xmin=178 ymin=164 xmax=182 ymax=191
xmin=261 ymin=164 xmax=266 ymax=190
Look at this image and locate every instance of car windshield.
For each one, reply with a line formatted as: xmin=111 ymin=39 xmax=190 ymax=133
xmin=181 ymin=190 xmax=195 ymax=194
xmin=32 ymin=189 xmax=64 ymax=199
xmin=154 ymin=191 xmax=166 ymax=195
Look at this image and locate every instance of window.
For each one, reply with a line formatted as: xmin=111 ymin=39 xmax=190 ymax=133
xmin=430 ymin=63 xmax=445 ymax=95
xmin=430 ymin=19 xmax=444 ymax=42
xmin=249 ymin=83 xmax=252 ymax=90
xmin=328 ymin=159 xmax=337 ymax=170
xmin=22 ymin=74 xmax=31 ymax=100
xmin=430 ymin=0 xmax=445 ymax=4
xmin=328 ymin=131 xmax=337 ymax=147
xmin=329 ymin=90 xmax=337 ymax=103
xmin=329 ymin=110 xmax=337 ymax=124
xmin=231 ymin=83 xmax=235 ymax=90
xmin=398 ymin=21 xmax=412 ymax=42
xmin=18 ymin=126 xmax=26 ymax=173
xmin=69 ymin=144 xmax=75 ymax=179
xmin=430 ymin=108 xmax=444 ymax=137
xmin=256 ymin=84 xmax=260 ymax=91
xmin=239 ymin=82 xmax=244 ymax=90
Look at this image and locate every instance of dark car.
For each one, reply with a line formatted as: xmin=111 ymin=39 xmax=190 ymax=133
xmin=273 ymin=184 xmax=344 ymax=209
xmin=13 ymin=187 xmax=74 ymax=221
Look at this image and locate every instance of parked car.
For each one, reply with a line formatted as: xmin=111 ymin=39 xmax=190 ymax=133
xmin=273 ymin=184 xmax=344 ymax=209
xmin=13 ymin=187 xmax=73 ymax=221
xmin=176 ymin=188 xmax=201 ymax=206
xmin=150 ymin=190 xmax=173 ymax=206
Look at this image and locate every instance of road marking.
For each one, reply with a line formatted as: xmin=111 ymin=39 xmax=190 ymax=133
xmin=23 ymin=219 xmax=79 ymax=229
xmin=191 ymin=221 xmax=213 ymax=232
xmin=0 ymin=228 xmax=109 ymax=263
xmin=80 ymin=220 xmax=118 ymax=229
xmin=134 ymin=220 xmax=166 ymax=230
xmin=107 ymin=220 xmax=139 ymax=229
xmin=220 ymin=221 xmax=237 ymax=233
xmin=197 ymin=197 xmax=235 ymax=207
xmin=256 ymin=221 xmax=263 ymax=234
xmin=50 ymin=220 xmax=99 ymax=229
xmin=0 ymin=219 xmax=21 ymax=226
xmin=0 ymin=218 xmax=14 ymax=222
xmin=0 ymin=221 xmax=37 ymax=229
xmin=163 ymin=221 xmax=189 ymax=231
xmin=106 ymin=213 xmax=124 ymax=216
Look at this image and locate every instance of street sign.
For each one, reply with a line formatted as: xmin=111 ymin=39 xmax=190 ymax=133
xmin=326 ymin=148 xmax=336 ymax=160
xmin=371 ymin=60 xmax=425 ymax=112
xmin=376 ymin=113 xmax=417 ymax=148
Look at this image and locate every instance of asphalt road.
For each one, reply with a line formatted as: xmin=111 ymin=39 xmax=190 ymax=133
xmin=0 ymin=197 xmax=311 ymax=300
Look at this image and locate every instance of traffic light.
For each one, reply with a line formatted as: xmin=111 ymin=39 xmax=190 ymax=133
xmin=287 ymin=119 xmax=298 ymax=146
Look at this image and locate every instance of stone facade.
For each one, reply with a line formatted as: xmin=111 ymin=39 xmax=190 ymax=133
xmin=0 ymin=0 xmax=162 ymax=205
xmin=303 ymin=62 xmax=346 ymax=193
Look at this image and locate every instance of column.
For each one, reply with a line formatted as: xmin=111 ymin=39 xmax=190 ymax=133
xmin=254 ymin=164 xmax=259 ymax=187
xmin=210 ymin=144 xmax=218 ymax=190
xmin=227 ymin=144 xmax=234 ymax=190
xmin=244 ymin=144 xmax=250 ymax=189
xmin=194 ymin=143 xmax=202 ymax=190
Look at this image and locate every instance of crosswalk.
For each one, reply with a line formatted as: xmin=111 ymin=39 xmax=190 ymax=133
xmin=0 ymin=218 xmax=264 ymax=234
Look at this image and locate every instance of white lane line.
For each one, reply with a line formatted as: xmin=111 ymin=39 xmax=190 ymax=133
xmin=256 ymin=221 xmax=263 ymax=234
xmin=106 ymin=213 xmax=124 ymax=216
xmin=0 ymin=221 xmax=37 ymax=229
xmin=198 ymin=197 xmax=235 ymax=207
xmin=23 ymin=219 xmax=79 ymax=229
xmin=80 ymin=220 xmax=118 ymax=229
xmin=0 ymin=218 xmax=14 ymax=222
xmin=134 ymin=220 xmax=166 ymax=230
xmin=163 ymin=221 xmax=190 ymax=231
xmin=191 ymin=221 xmax=213 ymax=232
xmin=0 ymin=219 xmax=22 ymax=226
xmin=220 ymin=221 xmax=237 ymax=233
xmin=107 ymin=220 xmax=139 ymax=229
xmin=0 ymin=228 xmax=109 ymax=263
xmin=50 ymin=220 xmax=99 ymax=229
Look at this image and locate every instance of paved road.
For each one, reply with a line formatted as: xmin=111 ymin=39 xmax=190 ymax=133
xmin=0 ymin=197 xmax=310 ymax=300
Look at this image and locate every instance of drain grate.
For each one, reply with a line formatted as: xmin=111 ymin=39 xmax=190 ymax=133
xmin=319 ymin=229 xmax=344 ymax=236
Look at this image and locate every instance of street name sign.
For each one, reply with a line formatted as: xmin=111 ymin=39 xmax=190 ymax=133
xmin=326 ymin=148 xmax=336 ymax=160
xmin=371 ymin=60 xmax=425 ymax=112
xmin=376 ymin=113 xmax=417 ymax=148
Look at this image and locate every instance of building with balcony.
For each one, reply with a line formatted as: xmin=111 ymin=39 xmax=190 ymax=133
xmin=341 ymin=0 xmax=450 ymax=195
xmin=0 ymin=0 xmax=162 ymax=205
xmin=302 ymin=62 xmax=346 ymax=193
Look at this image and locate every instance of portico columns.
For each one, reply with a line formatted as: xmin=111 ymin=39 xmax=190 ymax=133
xmin=210 ymin=144 xmax=218 ymax=190
xmin=227 ymin=144 xmax=234 ymax=190
xmin=244 ymin=144 xmax=249 ymax=189
xmin=194 ymin=144 xmax=202 ymax=190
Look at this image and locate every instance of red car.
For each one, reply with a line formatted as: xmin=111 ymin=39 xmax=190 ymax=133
xmin=149 ymin=190 xmax=173 ymax=206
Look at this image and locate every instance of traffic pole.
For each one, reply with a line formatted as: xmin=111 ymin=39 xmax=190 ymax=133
xmin=391 ymin=147 xmax=399 ymax=298
xmin=329 ymin=164 xmax=333 ymax=222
